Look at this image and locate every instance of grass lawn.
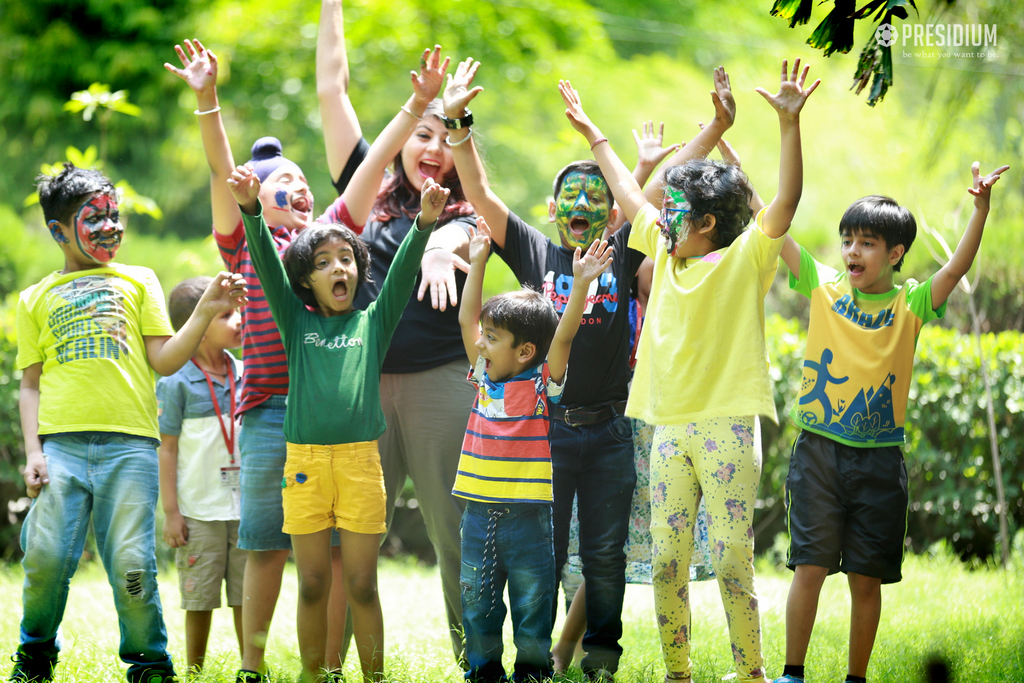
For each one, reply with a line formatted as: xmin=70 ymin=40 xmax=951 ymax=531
xmin=1 ymin=548 xmax=1022 ymax=682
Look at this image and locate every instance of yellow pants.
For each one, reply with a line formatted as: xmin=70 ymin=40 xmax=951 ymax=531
xmin=650 ymin=417 xmax=765 ymax=683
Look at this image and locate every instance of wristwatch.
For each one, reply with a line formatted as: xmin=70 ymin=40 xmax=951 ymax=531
xmin=442 ymin=110 xmax=474 ymax=130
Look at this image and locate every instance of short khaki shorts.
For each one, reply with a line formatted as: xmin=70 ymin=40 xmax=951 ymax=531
xmin=175 ymin=518 xmax=246 ymax=611
xmin=282 ymin=441 xmax=387 ymax=536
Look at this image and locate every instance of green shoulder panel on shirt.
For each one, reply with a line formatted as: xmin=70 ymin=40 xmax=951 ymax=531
xmin=905 ymin=275 xmax=946 ymax=324
xmin=790 ymin=245 xmax=837 ymax=298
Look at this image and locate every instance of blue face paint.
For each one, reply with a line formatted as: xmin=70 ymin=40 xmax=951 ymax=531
xmin=296 ymin=472 xmax=308 ymax=484
xmin=275 ymin=189 xmax=289 ymax=208
xmin=48 ymin=221 xmax=69 ymax=244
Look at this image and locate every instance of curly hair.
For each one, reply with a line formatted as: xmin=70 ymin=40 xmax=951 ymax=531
xmin=839 ymin=195 xmax=916 ymax=271
xmin=282 ymin=223 xmax=372 ymax=311
xmin=480 ymin=287 xmax=559 ymax=367
xmin=663 ymin=159 xmax=754 ymax=248
xmin=36 ymin=163 xmax=117 ymax=226
xmin=371 ymin=100 xmax=474 ymax=226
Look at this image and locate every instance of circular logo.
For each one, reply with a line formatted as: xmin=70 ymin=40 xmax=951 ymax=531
xmin=875 ymin=23 xmax=898 ymax=47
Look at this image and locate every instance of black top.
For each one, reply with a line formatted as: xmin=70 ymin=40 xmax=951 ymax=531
xmin=355 ymin=212 xmax=475 ymax=374
xmin=492 ymin=211 xmax=646 ymax=406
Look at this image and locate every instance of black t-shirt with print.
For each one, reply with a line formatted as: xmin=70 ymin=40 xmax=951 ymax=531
xmin=492 ymin=211 xmax=646 ymax=406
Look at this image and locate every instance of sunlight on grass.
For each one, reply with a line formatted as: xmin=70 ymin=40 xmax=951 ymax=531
xmin=1 ymin=549 xmax=1022 ymax=681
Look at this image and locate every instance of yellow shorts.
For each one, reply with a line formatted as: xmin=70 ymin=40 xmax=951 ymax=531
xmin=282 ymin=441 xmax=387 ymax=536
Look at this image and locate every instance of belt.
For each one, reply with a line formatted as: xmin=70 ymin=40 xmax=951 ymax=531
xmin=550 ymin=401 xmax=628 ymax=427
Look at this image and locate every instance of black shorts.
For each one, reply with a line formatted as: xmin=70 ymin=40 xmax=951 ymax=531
xmin=785 ymin=430 xmax=908 ymax=584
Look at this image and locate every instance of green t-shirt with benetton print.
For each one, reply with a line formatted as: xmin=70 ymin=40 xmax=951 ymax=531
xmin=242 ymin=203 xmax=430 ymax=445
xmin=790 ymin=245 xmax=945 ymax=447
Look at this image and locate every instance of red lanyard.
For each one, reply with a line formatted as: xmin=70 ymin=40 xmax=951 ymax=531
xmin=192 ymin=354 xmax=237 ymax=462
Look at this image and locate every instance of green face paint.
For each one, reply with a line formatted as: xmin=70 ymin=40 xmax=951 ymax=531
xmin=554 ymin=172 xmax=611 ymax=249
xmin=658 ymin=187 xmax=691 ymax=256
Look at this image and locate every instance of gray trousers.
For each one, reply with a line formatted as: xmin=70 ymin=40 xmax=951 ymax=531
xmin=379 ymin=360 xmax=474 ymax=659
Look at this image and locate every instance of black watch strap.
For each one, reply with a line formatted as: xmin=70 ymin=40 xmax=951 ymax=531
xmin=443 ymin=110 xmax=474 ymax=130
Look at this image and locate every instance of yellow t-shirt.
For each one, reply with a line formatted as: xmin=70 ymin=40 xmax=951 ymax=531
xmin=790 ymin=246 xmax=944 ymax=446
xmin=16 ymin=265 xmax=174 ymax=440
xmin=627 ymin=204 xmax=783 ymax=425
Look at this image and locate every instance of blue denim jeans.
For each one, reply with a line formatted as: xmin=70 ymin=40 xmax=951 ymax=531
xmin=460 ymin=502 xmax=555 ymax=683
xmin=20 ymin=433 xmax=174 ymax=682
xmin=550 ymin=415 xmax=636 ymax=674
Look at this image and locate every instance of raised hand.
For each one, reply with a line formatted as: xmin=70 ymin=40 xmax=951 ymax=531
xmin=558 ymin=79 xmax=601 ymax=143
xmin=634 ymin=121 xmax=680 ymax=174
xmin=164 ymin=38 xmax=218 ymax=96
xmin=443 ymin=58 xmax=484 ymax=119
xmin=755 ymin=58 xmax=820 ymax=121
xmin=411 ymin=45 xmax=451 ymax=105
xmin=699 ymin=122 xmax=743 ymax=168
xmin=196 ymin=271 xmax=249 ymax=318
xmin=419 ymin=177 xmax=451 ymax=226
xmin=468 ymin=216 xmax=492 ymax=266
xmin=226 ymin=164 xmax=261 ymax=214
xmin=968 ymin=162 xmax=1010 ymax=209
xmin=710 ymin=66 xmax=736 ymax=128
xmin=572 ymin=239 xmax=614 ymax=284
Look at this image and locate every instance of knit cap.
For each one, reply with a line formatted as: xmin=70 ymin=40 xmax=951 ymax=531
xmin=248 ymin=137 xmax=302 ymax=183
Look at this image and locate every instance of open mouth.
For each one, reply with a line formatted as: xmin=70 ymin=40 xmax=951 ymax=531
xmin=848 ymin=263 xmax=865 ymax=276
xmin=419 ymin=160 xmax=442 ymax=180
xmin=332 ymin=280 xmax=348 ymax=301
xmin=569 ymin=217 xmax=591 ymax=236
xmin=292 ymin=195 xmax=311 ymax=214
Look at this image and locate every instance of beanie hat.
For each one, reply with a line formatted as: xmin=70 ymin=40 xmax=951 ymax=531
xmin=248 ymin=137 xmax=302 ymax=183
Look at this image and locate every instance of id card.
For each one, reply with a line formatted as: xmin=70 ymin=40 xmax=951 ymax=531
xmin=220 ymin=465 xmax=241 ymax=489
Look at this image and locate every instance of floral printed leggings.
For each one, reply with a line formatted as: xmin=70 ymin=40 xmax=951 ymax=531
xmin=650 ymin=416 xmax=765 ymax=683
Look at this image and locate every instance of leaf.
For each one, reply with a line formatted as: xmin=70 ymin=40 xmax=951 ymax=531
xmin=852 ymin=0 xmax=886 ymax=20
xmin=66 ymin=146 xmax=99 ymax=169
xmin=23 ymin=192 xmax=39 ymax=208
xmin=114 ymin=180 xmax=163 ymax=220
xmin=770 ymin=0 xmax=814 ymax=28
xmin=807 ymin=0 xmax=857 ymax=56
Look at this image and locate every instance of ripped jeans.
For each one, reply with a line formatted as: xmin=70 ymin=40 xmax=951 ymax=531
xmin=20 ymin=433 xmax=174 ymax=681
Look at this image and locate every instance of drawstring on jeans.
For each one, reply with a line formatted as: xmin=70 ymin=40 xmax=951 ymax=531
xmin=482 ymin=507 xmax=509 ymax=617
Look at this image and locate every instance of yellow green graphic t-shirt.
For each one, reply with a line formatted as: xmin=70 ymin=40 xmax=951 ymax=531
xmin=790 ymin=247 xmax=945 ymax=447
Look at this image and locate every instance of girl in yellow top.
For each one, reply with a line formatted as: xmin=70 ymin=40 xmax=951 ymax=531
xmin=557 ymin=59 xmax=817 ymax=683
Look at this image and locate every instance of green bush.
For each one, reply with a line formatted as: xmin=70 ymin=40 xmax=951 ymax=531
xmin=758 ymin=315 xmax=1024 ymax=561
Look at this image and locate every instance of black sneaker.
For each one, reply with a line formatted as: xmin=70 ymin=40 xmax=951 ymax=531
xmin=9 ymin=644 xmax=58 ymax=682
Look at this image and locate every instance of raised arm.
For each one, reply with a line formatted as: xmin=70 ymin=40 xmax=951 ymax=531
xmin=342 ymin=45 xmax=450 ymax=226
xmin=164 ymin=39 xmax=239 ymax=237
xmin=443 ymin=58 xmax=512 ymax=248
xmin=145 ymin=273 xmax=248 ymax=376
xmin=781 ymin=235 xmax=802 ymax=278
xmin=558 ymin=80 xmax=647 ymax=225
xmin=704 ymin=123 xmax=766 ymax=215
xmin=930 ymin=162 xmax=1009 ymax=308
xmin=606 ymin=121 xmax=681 ymax=235
xmin=459 ymin=217 xmax=492 ymax=365
xmin=317 ymin=0 xmax=363 ymax=182
xmin=645 ymin=67 xmax=736 ymax=208
xmin=755 ymin=59 xmax=819 ymax=239
xmin=547 ymin=239 xmax=613 ymax=384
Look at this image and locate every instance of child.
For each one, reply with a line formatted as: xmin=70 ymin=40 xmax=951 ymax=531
xmin=557 ymin=58 xmax=818 ymax=683
xmin=773 ymin=161 xmax=1008 ymax=683
xmin=13 ymin=164 xmax=246 ymax=683
xmin=453 ymin=217 xmax=612 ymax=683
xmin=443 ymin=59 xmax=647 ymax=680
xmin=157 ymin=276 xmax=246 ymax=674
xmin=226 ymin=154 xmax=449 ymax=681
xmin=166 ymin=28 xmax=452 ymax=678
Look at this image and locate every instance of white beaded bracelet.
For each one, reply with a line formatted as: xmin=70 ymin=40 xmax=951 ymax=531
xmin=194 ymin=106 xmax=222 ymax=116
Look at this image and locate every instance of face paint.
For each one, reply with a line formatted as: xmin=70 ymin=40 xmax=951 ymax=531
xmin=658 ymin=187 xmax=692 ymax=256
xmin=275 ymin=188 xmax=289 ymax=208
xmin=73 ymin=193 xmax=122 ymax=264
xmin=554 ymin=172 xmax=611 ymax=250
xmin=48 ymin=221 xmax=69 ymax=244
